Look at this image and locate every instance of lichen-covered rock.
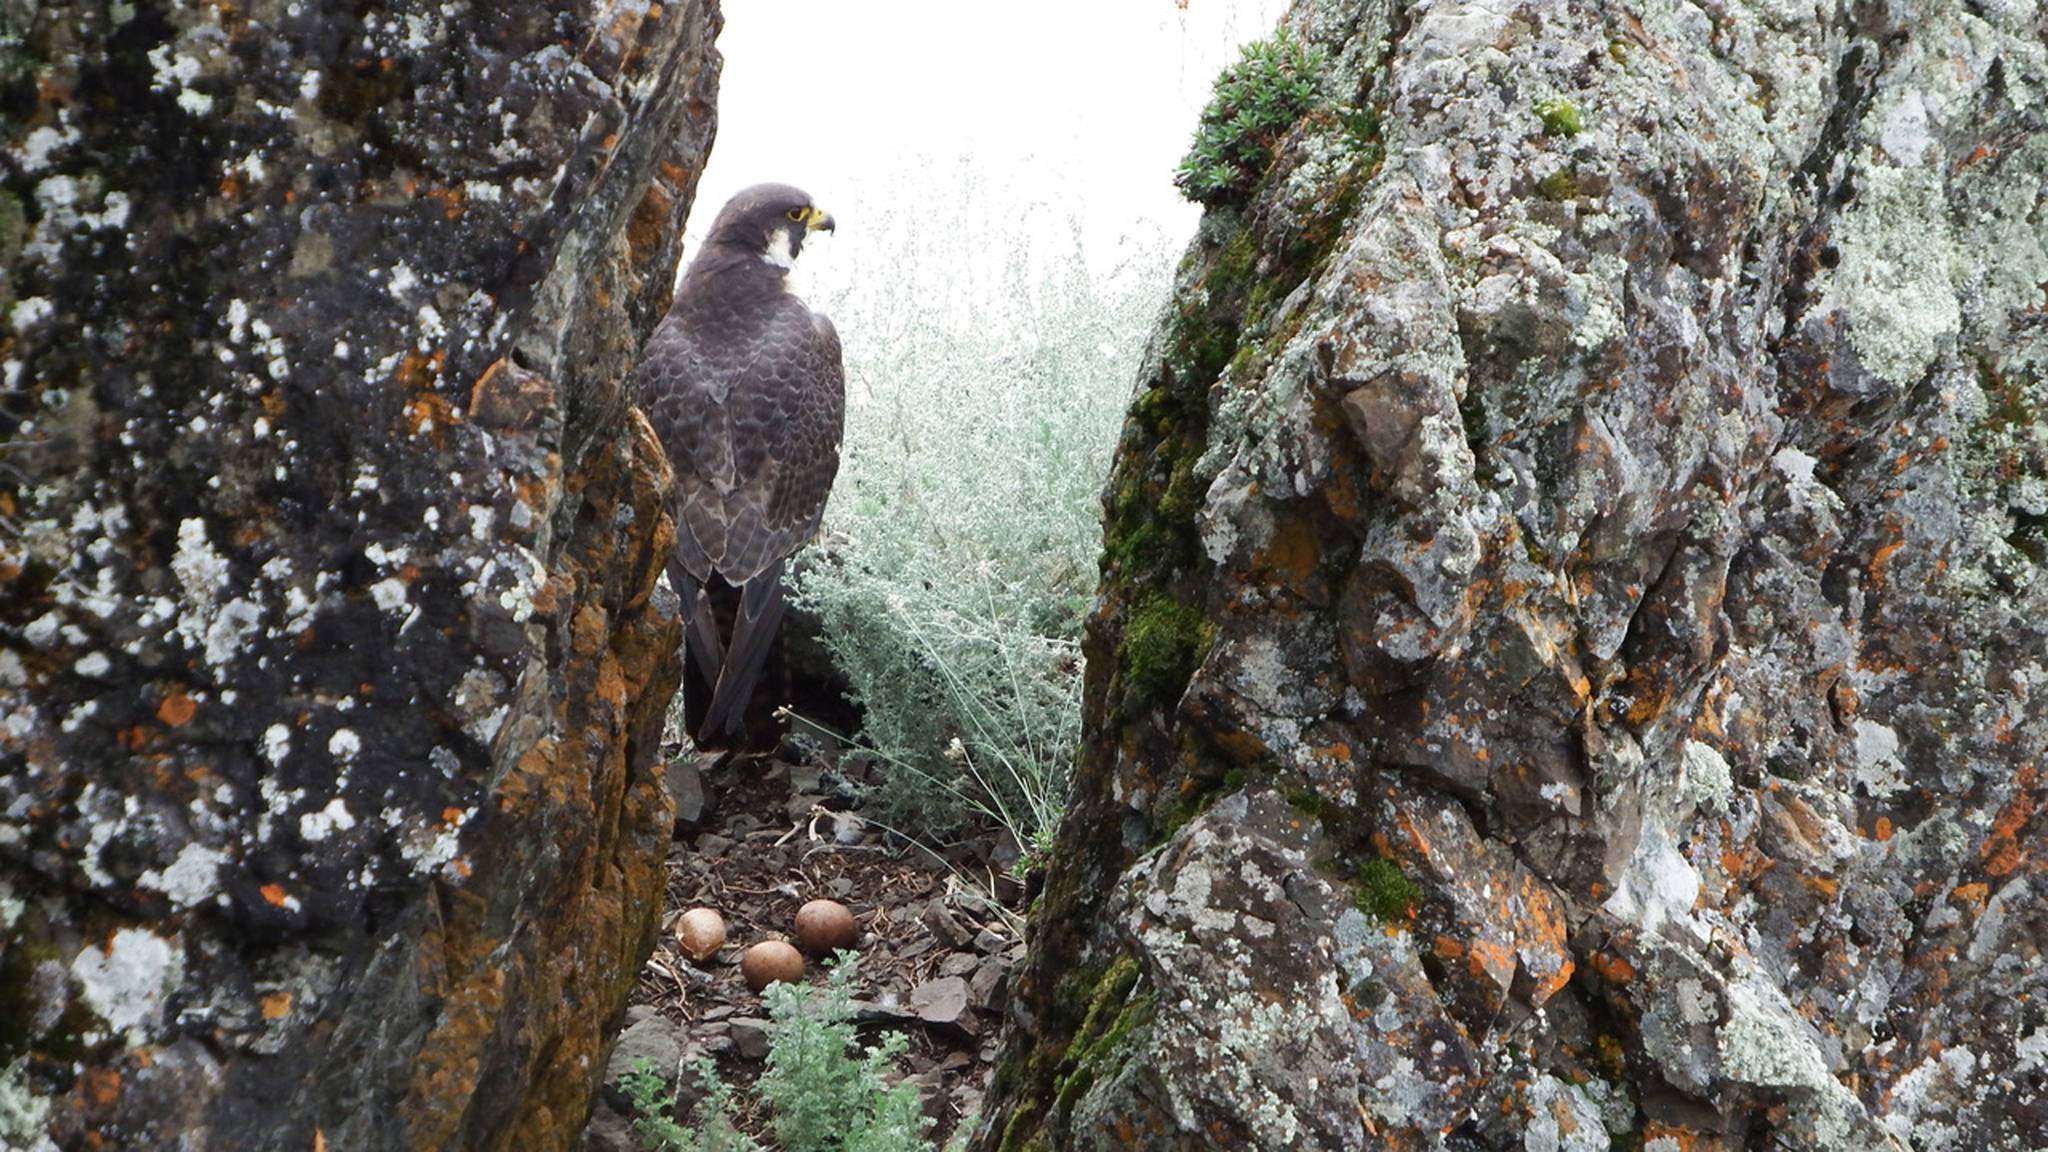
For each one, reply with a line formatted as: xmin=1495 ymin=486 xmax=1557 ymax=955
xmin=0 ymin=1 xmax=719 ymax=1148
xmin=980 ymin=1 xmax=2048 ymax=1149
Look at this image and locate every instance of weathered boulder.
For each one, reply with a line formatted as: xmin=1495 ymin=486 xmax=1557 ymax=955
xmin=981 ymin=1 xmax=2047 ymax=1149
xmin=0 ymin=0 xmax=719 ymax=1148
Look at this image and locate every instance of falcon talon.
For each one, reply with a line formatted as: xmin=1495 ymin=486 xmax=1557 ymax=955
xmin=633 ymin=183 xmax=845 ymax=752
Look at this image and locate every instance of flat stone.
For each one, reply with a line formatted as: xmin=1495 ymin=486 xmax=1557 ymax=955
xmin=604 ymin=1015 xmax=684 ymax=1086
xmin=910 ymin=976 xmax=971 ymax=1027
xmin=729 ymin=1017 xmax=771 ymax=1061
xmin=923 ymin=901 xmax=974 ymax=947
xmin=969 ymin=956 xmax=1010 ymax=1010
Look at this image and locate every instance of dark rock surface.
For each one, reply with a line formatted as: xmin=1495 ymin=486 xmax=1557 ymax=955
xmin=979 ymin=1 xmax=2048 ymax=1149
xmin=0 ymin=1 xmax=720 ymax=1148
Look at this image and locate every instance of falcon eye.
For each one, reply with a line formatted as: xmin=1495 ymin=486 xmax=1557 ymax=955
xmin=784 ymin=208 xmax=806 ymax=222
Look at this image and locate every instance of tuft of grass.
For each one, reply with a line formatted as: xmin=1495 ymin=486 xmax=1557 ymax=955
xmin=792 ymin=184 xmax=1175 ymax=851
xmin=1175 ymin=29 xmax=1327 ymax=206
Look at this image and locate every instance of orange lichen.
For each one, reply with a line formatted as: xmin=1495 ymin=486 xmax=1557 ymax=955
xmin=260 ymin=883 xmax=291 ymax=907
xmin=77 ymin=1067 xmax=121 ymax=1111
xmin=156 ymin=692 xmax=197 ymax=727
xmin=1868 ymin=537 xmax=1908 ymax=588
xmin=1980 ymin=764 xmax=2037 ymax=878
xmin=1586 ymin=950 xmax=1636 ymax=985
xmin=396 ymin=350 xmax=447 ymax=391
xmin=404 ymin=387 xmax=458 ymax=436
xmin=1257 ymin=515 xmax=1321 ymax=583
xmin=261 ymin=991 xmax=293 ymax=1020
xmin=425 ymin=185 xmax=466 ymax=220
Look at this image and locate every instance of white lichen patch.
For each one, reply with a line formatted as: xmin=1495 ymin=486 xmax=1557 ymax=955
xmin=153 ymin=519 xmax=261 ymax=664
xmin=328 ymin=728 xmax=360 ymax=761
xmin=139 ymin=842 xmax=228 ymax=909
xmin=1523 ymin=1073 xmax=1615 ymax=1152
xmin=261 ymin=723 xmax=291 ymax=766
xmin=1851 ymin=719 xmax=1910 ymax=799
xmin=298 ymin=797 xmax=356 ymax=842
xmin=387 ymin=804 xmax=474 ymax=876
xmin=0 ymin=1054 xmax=52 ymax=1148
xmin=1604 ymin=820 xmax=1701 ymax=936
xmin=369 ymin=577 xmax=408 ymax=613
xmin=10 ymin=296 xmax=54 ymax=332
xmin=1823 ymin=164 xmax=1959 ymax=388
xmin=1680 ymin=739 xmax=1734 ymax=811
xmin=17 ymin=122 xmax=79 ymax=173
xmin=1720 ymin=985 xmax=1819 ymax=1083
xmin=257 ymin=776 xmax=306 ymax=843
xmin=71 ymin=928 xmax=181 ymax=1040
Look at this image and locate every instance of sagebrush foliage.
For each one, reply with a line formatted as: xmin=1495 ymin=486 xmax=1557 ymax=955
xmin=794 ymin=193 xmax=1174 ymax=848
xmin=1174 ymin=29 xmax=1327 ymax=205
xmin=620 ymin=960 xmax=928 ymax=1152
xmin=758 ymin=958 xmax=930 ymax=1152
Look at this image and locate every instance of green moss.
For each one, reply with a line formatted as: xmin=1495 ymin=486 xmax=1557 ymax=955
xmin=1354 ymin=858 xmax=1420 ymax=923
xmin=0 ymin=923 xmax=57 ymax=1064
xmin=1535 ymin=97 xmax=1584 ymax=137
xmin=1538 ymin=168 xmax=1582 ymax=200
xmin=0 ymin=0 xmax=33 ymax=85
xmin=1122 ymin=593 xmax=1211 ymax=704
xmin=1150 ymin=773 xmax=1230 ymax=848
xmin=0 ymin=189 xmax=24 ymax=318
xmin=1048 ymin=955 xmax=1152 ymax=1127
xmin=995 ymin=1107 xmax=1047 ymax=1152
xmin=1283 ymin=787 xmax=1337 ymax=824
xmin=1098 ymin=226 xmax=1246 ymax=593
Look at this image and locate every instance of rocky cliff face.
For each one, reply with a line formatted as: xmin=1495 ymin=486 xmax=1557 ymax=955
xmin=0 ymin=1 xmax=717 ymax=1148
xmin=980 ymin=1 xmax=2047 ymax=1149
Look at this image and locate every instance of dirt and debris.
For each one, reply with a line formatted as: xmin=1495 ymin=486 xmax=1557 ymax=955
xmin=579 ymin=736 xmax=1033 ymax=1151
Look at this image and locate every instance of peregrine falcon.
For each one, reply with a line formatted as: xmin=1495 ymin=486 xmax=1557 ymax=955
xmin=634 ymin=183 xmax=843 ymax=749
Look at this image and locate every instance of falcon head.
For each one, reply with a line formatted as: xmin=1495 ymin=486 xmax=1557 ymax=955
xmin=706 ymin=183 xmax=835 ymax=270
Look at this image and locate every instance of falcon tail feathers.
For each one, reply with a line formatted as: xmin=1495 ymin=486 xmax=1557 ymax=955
xmin=694 ymin=563 xmax=790 ymax=747
xmin=672 ymin=561 xmax=728 ymax=696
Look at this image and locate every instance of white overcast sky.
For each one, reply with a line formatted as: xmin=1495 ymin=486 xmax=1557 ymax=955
xmin=686 ymin=0 xmax=1289 ymax=299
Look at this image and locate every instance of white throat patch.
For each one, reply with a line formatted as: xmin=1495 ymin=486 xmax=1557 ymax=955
xmin=762 ymin=228 xmax=796 ymax=270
